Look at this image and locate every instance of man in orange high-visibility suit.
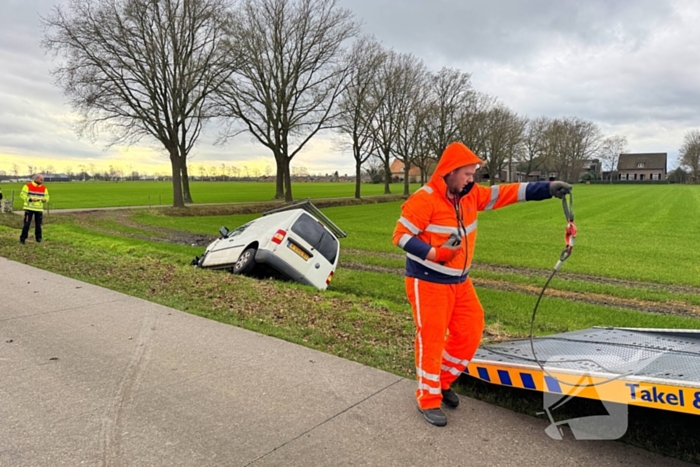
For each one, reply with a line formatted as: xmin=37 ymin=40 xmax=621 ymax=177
xmin=393 ymin=142 xmax=571 ymax=427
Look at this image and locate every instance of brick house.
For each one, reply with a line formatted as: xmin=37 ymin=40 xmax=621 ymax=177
xmin=390 ymin=159 xmax=435 ymax=183
xmin=617 ymin=153 xmax=667 ymax=181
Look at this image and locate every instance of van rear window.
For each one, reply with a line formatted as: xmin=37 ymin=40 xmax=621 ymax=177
xmin=291 ymin=213 xmax=338 ymax=263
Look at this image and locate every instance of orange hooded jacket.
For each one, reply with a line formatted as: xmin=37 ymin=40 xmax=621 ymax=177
xmin=392 ymin=142 xmax=552 ymax=284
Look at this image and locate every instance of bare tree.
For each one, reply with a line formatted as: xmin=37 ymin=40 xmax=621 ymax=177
xmin=480 ymin=104 xmax=525 ymax=185
xmin=208 ymin=165 xmax=218 ymax=180
xmin=217 ymin=0 xmax=358 ymax=201
xmin=43 ymin=0 xmax=234 ymax=207
xmin=370 ymin=51 xmax=427 ymax=195
xmin=412 ymin=123 xmax=434 ymax=186
xmin=599 ymin=135 xmax=628 ymax=183
xmin=336 ymin=35 xmax=386 ymax=199
xmin=363 ymin=156 xmax=384 ymax=184
xmin=456 ymin=91 xmax=496 ymax=163
xmin=424 ymin=68 xmax=474 ymax=160
xmin=521 ymin=116 xmax=550 ymax=181
xmin=391 ymin=56 xmax=430 ymax=196
xmin=543 ymin=117 xmax=602 ymax=183
xmin=11 ymin=163 xmax=19 ymax=180
xmin=680 ymin=129 xmax=700 ymax=183
xmin=368 ymin=51 xmax=397 ymax=194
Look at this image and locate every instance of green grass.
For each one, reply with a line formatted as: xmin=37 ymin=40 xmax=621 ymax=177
xmin=330 ymin=268 xmax=700 ymax=334
xmin=129 ymin=184 xmax=700 ymax=287
xmin=2 ymin=183 xmax=700 ymax=463
xmin=130 ymin=210 xmax=260 ymax=235
xmin=0 ymin=180 xmax=420 ymax=210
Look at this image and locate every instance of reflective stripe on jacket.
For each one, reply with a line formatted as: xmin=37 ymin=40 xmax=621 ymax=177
xmin=392 ymin=143 xmax=552 ymax=284
xmin=21 ymin=182 xmax=49 ymax=212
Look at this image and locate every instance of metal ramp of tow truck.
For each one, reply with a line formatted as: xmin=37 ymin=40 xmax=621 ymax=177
xmin=263 ymin=198 xmax=347 ymax=238
xmin=465 ymin=327 xmax=700 ymax=416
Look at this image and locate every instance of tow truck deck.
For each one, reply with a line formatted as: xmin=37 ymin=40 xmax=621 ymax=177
xmin=465 ymin=327 xmax=700 ymax=415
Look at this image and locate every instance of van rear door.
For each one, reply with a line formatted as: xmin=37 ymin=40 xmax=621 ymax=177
xmin=287 ymin=212 xmax=338 ymax=287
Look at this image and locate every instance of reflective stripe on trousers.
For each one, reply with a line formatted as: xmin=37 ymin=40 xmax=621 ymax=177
xmin=406 ymin=277 xmax=485 ymax=410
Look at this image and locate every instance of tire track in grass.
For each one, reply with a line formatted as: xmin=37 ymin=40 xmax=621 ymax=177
xmin=339 ymin=261 xmax=700 ymax=318
xmin=343 ymin=248 xmax=700 ymax=296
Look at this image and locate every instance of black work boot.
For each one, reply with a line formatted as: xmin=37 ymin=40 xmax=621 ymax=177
xmin=442 ymin=388 xmax=459 ymax=409
xmin=418 ymin=406 xmax=447 ymax=427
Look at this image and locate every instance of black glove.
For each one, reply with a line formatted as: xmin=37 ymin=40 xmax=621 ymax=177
xmin=550 ymin=181 xmax=572 ymax=199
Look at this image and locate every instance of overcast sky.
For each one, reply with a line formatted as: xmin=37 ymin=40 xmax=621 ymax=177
xmin=1 ymin=0 xmax=698 ymax=175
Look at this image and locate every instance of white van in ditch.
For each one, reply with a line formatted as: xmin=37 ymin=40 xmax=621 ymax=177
xmin=192 ymin=200 xmax=346 ymax=290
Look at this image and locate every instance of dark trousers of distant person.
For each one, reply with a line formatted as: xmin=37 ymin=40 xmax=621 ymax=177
xmin=20 ymin=210 xmax=43 ymax=243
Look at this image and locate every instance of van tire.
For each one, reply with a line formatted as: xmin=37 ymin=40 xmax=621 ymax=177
xmin=233 ymin=247 xmax=257 ymax=275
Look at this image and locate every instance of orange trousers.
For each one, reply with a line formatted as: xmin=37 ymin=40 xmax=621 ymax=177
xmin=406 ymin=277 xmax=485 ymax=410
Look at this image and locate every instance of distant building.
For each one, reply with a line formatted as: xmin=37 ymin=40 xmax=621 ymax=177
xmin=389 ymin=159 xmax=434 ymax=183
xmin=617 ymin=153 xmax=667 ymax=181
xmin=580 ymin=159 xmax=602 ymax=181
xmin=44 ymin=173 xmax=70 ymax=182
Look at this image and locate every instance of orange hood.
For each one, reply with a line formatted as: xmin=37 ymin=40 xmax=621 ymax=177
xmin=431 ymin=142 xmax=484 ymax=182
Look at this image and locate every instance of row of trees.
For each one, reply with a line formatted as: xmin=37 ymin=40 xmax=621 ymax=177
xmin=2 ymin=162 xmax=133 ymax=181
xmin=0 ymin=162 xmax=310 ymax=182
xmin=43 ymin=0 xmax=696 ymax=208
xmin=43 ymin=0 xmax=361 ymax=206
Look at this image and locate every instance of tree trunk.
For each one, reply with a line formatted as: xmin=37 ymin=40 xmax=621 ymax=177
xmin=274 ymin=158 xmax=285 ymax=199
xmin=181 ymin=162 xmax=193 ymax=203
xmin=355 ymin=162 xmax=362 ymax=199
xmin=170 ymin=153 xmax=185 ymax=208
xmin=383 ymin=156 xmax=391 ymax=195
xmin=283 ymin=158 xmax=293 ymax=202
xmin=489 ymin=166 xmax=497 ymax=186
xmin=403 ymin=162 xmax=410 ymax=196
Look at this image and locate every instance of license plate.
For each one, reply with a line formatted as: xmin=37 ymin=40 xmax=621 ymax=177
xmin=287 ymin=241 xmax=310 ymax=260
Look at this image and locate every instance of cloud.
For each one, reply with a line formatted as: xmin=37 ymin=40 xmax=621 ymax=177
xmin=1 ymin=0 xmax=698 ymax=174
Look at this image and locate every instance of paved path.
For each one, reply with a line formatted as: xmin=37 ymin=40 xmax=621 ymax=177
xmin=0 ymin=258 xmax=690 ymax=466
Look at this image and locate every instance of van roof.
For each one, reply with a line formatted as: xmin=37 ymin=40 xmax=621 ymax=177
xmin=263 ymin=199 xmax=347 ymax=238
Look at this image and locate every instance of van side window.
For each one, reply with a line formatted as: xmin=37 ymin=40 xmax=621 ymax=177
xmin=291 ymin=213 xmax=338 ymax=263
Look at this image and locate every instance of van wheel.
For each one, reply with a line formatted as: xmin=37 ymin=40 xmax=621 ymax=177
xmin=233 ymin=248 xmax=257 ymax=275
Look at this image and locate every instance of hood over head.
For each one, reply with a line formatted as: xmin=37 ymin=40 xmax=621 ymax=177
xmin=431 ymin=142 xmax=484 ymax=182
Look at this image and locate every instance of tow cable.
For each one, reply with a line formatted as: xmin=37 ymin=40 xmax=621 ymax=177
xmin=528 ymin=192 xmax=633 ymax=388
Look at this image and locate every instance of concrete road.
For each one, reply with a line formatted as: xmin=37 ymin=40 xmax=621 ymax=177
xmin=0 ymin=257 xmax=691 ymax=466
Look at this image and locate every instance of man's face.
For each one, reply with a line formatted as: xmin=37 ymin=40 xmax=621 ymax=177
xmin=34 ymin=175 xmax=44 ymax=185
xmin=445 ymin=165 xmax=477 ymax=193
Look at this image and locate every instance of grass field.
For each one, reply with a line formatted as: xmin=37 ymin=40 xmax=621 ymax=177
xmin=1 ymin=182 xmax=699 ymax=461
xmin=126 ymin=183 xmax=700 ymax=287
xmin=0 ymin=180 xmax=421 ymax=210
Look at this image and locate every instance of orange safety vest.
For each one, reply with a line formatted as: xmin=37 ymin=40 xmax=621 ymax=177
xmin=21 ymin=182 xmax=50 ymax=212
xmin=392 ymin=142 xmax=552 ymax=284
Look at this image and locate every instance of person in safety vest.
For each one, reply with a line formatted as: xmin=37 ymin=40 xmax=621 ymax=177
xmin=392 ymin=142 xmax=571 ymax=427
xmin=19 ymin=174 xmax=50 ymax=244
